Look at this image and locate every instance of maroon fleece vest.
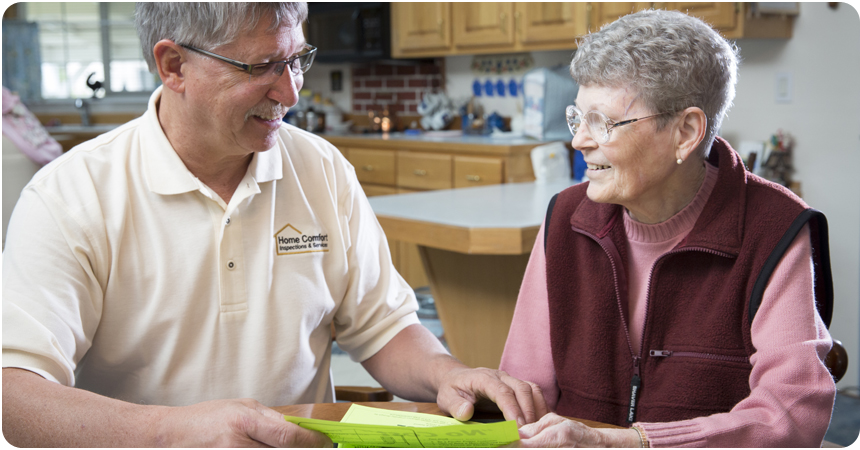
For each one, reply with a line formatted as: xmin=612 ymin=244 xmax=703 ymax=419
xmin=545 ymin=138 xmax=830 ymax=426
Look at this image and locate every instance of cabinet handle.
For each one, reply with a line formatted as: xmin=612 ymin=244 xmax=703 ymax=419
xmin=438 ymin=19 xmax=444 ymax=36
xmin=362 ymin=165 xmax=374 ymax=171
xmin=466 ymin=175 xmax=482 ymax=182
xmin=515 ymin=11 xmax=522 ymax=35
xmin=413 ymin=169 xmax=427 ymax=176
xmin=499 ymin=12 xmax=507 ymax=33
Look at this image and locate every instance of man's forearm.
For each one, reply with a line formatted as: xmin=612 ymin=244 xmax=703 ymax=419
xmin=2 ymin=368 xmax=165 ymax=447
xmin=360 ymin=323 xmax=466 ymax=402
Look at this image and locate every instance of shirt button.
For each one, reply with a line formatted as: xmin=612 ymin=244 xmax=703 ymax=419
xmin=227 ymin=260 xmax=235 ymax=270
xmin=225 ymin=217 xmax=231 ymax=225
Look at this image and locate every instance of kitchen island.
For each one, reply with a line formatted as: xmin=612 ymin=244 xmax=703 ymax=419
xmin=368 ymin=179 xmax=576 ymax=369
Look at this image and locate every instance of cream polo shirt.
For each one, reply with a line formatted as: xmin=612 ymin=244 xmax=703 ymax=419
xmin=2 ymin=86 xmax=419 ymax=407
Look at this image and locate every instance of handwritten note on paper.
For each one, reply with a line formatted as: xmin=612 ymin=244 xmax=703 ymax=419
xmin=282 ymin=404 xmax=519 ymax=448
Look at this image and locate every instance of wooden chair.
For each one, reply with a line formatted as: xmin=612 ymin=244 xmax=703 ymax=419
xmin=334 ymin=385 xmax=393 ymax=402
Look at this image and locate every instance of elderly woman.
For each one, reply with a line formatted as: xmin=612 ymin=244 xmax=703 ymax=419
xmin=500 ymin=9 xmax=836 ymax=448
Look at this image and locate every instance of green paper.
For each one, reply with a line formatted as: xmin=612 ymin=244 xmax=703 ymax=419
xmin=283 ymin=405 xmax=519 ymax=448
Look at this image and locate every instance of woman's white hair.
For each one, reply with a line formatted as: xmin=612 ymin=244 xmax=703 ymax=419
xmin=571 ymin=9 xmax=740 ymax=155
xmin=135 ymin=2 xmax=308 ymax=73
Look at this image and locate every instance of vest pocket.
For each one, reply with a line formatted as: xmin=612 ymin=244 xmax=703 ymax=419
xmin=649 ymin=349 xmax=750 ymax=364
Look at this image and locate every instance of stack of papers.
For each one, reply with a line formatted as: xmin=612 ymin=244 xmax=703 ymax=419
xmin=283 ymin=404 xmax=519 ymax=448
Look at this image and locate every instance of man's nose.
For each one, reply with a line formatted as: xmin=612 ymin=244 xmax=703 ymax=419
xmin=267 ymin=70 xmax=301 ymax=107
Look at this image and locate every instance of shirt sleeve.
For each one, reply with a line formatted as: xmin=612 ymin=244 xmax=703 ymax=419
xmin=2 ymin=185 xmax=104 ymax=386
xmin=636 ymin=224 xmax=836 ymax=447
xmin=331 ymin=160 xmax=420 ymax=362
xmin=499 ymin=221 xmax=560 ymax=411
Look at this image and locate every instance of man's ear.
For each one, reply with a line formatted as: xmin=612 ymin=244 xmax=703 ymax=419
xmin=675 ymin=107 xmax=708 ymax=162
xmin=153 ymin=40 xmax=187 ymax=93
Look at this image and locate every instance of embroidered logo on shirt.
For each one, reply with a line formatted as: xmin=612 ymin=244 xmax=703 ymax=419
xmin=274 ymin=223 xmax=329 ymax=255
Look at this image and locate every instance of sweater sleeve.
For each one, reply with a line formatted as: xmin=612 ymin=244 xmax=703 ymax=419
xmin=636 ymin=224 xmax=836 ymax=447
xmin=499 ymin=221 xmax=560 ymax=411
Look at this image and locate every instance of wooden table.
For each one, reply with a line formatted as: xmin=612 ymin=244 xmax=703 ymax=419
xmin=272 ymin=402 xmax=619 ymax=430
xmin=368 ymin=180 xmax=576 ymax=369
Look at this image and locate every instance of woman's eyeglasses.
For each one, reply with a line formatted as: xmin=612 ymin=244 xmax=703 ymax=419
xmin=565 ymin=104 xmax=669 ymax=144
xmin=180 ymin=44 xmax=317 ymax=86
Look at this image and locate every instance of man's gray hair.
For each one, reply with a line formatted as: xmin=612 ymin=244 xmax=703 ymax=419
xmin=135 ymin=2 xmax=308 ymax=73
xmin=571 ymin=9 xmax=740 ymax=155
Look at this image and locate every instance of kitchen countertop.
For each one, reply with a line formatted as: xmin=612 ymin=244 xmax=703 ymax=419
xmin=368 ymin=179 xmax=576 ymax=231
xmin=319 ymin=130 xmax=548 ymax=146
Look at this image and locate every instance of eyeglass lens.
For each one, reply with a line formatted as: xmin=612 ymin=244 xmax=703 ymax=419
xmin=566 ymin=106 xmax=611 ymax=143
xmin=248 ymin=49 xmax=316 ymax=85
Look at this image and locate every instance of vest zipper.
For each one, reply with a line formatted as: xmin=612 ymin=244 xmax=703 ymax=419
xmin=649 ymin=349 xmax=750 ymax=364
xmin=572 ymin=224 xmax=641 ymax=422
xmin=575 ymin=223 xmax=738 ymax=424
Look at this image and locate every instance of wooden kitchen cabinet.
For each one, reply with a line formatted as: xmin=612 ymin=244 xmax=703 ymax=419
xmin=452 ymin=3 xmax=515 ymax=49
xmin=587 ymin=2 xmax=651 ymax=32
xmin=330 ymin=135 xmax=540 ymax=288
xmin=393 ymin=1 xmax=795 ymax=58
xmin=515 ymin=3 xmax=588 ymax=47
xmin=453 ymin=156 xmax=504 ymax=188
xmin=397 ymin=152 xmax=453 ymax=191
xmin=390 ymin=3 xmax=452 ymax=56
xmin=393 ymin=2 xmax=587 ymax=57
xmin=590 ymin=2 xmax=795 ymax=39
xmin=350 ymin=148 xmax=397 ymax=186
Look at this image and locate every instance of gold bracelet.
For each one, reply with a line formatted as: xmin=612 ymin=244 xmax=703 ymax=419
xmin=632 ymin=426 xmax=649 ymax=448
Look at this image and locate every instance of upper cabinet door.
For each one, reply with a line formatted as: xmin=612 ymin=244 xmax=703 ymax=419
xmin=516 ymin=2 xmax=588 ymax=45
xmin=659 ymin=2 xmax=737 ymax=30
xmin=391 ymin=3 xmax=452 ymax=53
xmin=516 ymin=3 xmax=587 ymax=45
xmin=588 ymin=2 xmax=652 ymax=32
xmin=452 ymin=2 xmax=515 ymax=48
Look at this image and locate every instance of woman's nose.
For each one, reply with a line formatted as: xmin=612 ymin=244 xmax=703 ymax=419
xmin=570 ymin=124 xmax=597 ymax=150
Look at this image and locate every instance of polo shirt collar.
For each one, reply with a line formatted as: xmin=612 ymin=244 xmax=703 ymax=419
xmin=142 ymin=86 xmax=283 ymax=195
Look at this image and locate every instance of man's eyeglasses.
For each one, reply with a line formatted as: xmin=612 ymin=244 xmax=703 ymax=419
xmin=180 ymin=44 xmax=317 ymax=86
xmin=565 ymin=104 xmax=670 ymax=144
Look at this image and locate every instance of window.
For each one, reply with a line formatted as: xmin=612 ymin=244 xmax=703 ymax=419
xmin=20 ymin=2 xmax=157 ymax=100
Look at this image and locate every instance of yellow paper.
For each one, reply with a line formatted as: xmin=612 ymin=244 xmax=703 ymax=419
xmin=341 ymin=404 xmax=468 ymax=427
xmin=283 ymin=405 xmax=519 ymax=448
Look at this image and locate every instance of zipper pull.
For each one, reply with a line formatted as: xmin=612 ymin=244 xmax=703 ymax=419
xmin=627 ymin=357 xmax=641 ymax=423
xmin=650 ymin=350 xmax=672 ymax=357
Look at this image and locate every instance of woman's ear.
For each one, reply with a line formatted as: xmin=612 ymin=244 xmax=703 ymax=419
xmin=153 ymin=40 xmax=187 ymax=93
xmin=675 ymin=107 xmax=708 ymax=161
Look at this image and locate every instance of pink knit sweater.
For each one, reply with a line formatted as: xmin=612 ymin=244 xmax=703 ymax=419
xmin=500 ymin=163 xmax=836 ymax=447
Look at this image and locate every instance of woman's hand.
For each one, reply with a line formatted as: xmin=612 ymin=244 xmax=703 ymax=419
xmin=515 ymin=413 xmax=642 ymax=447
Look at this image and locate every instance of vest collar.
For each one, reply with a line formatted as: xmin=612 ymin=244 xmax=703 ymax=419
xmin=569 ymin=137 xmax=745 ymax=255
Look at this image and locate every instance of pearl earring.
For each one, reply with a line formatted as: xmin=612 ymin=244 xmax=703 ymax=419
xmin=677 ymin=158 xmax=683 ymax=165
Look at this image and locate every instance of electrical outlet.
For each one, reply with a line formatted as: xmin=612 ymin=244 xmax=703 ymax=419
xmin=775 ymin=72 xmax=792 ymax=104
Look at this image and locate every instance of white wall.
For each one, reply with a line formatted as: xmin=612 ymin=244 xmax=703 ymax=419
xmin=444 ymin=50 xmax=575 ymax=116
xmin=719 ymin=2 xmax=860 ymax=387
xmin=299 ymin=62 xmax=353 ymax=114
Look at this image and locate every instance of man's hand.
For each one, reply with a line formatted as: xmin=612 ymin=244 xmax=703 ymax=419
xmin=435 ymin=367 xmax=548 ymax=427
xmin=153 ymin=398 xmax=332 ymax=447
xmin=512 ymin=413 xmax=641 ymax=447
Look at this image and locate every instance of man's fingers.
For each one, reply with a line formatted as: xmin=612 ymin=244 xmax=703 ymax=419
xmin=482 ymin=378 xmax=526 ymax=427
xmin=530 ymin=382 xmax=549 ymax=421
xmin=245 ymin=410 xmax=332 ymax=448
xmin=503 ymin=375 xmax=547 ymax=424
xmin=437 ymin=386 xmax=477 ymax=422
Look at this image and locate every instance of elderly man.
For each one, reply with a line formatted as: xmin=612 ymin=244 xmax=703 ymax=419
xmin=2 ymin=3 xmax=546 ymax=447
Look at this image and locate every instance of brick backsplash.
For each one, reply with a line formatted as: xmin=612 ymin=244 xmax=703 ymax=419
xmin=351 ymin=61 xmax=443 ymax=114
